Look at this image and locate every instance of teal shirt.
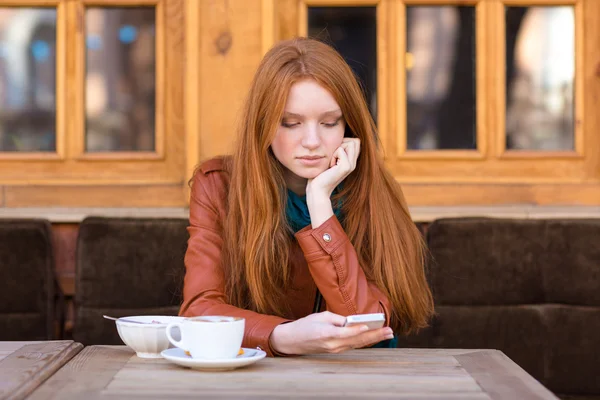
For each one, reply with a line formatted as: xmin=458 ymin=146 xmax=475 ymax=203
xmin=370 ymin=336 xmax=398 ymax=348
xmin=285 ymin=188 xmax=343 ymax=232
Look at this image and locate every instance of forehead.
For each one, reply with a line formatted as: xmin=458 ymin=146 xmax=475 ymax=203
xmin=284 ymin=79 xmax=340 ymax=114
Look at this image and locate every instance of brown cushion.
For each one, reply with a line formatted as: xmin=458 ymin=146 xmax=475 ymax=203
xmin=541 ymin=221 xmax=600 ymax=306
xmin=417 ymin=217 xmax=600 ymax=397
xmin=426 ymin=218 xmax=545 ymax=305
xmin=0 ymin=219 xmax=55 ymax=340
xmin=74 ymin=217 xmax=188 ymax=345
xmin=543 ymin=305 xmax=600 ymax=395
xmin=396 ymin=305 xmax=547 ymax=383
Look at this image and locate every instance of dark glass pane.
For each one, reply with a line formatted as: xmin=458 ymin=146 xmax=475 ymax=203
xmin=85 ymin=7 xmax=155 ymax=152
xmin=505 ymin=6 xmax=574 ymax=151
xmin=308 ymin=7 xmax=377 ymax=121
xmin=0 ymin=8 xmax=57 ymax=152
xmin=406 ymin=6 xmax=476 ymax=150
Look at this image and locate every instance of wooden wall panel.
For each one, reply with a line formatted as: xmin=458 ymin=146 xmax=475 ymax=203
xmin=402 ymin=183 xmax=600 ymax=206
xmin=196 ymin=0 xmax=264 ymax=161
xmin=4 ymin=184 xmax=185 ymax=207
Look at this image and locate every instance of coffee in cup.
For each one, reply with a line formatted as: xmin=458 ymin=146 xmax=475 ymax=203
xmin=166 ymin=316 xmax=244 ymax=360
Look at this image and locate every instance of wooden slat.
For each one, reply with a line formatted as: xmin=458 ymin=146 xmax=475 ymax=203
xmin=397 ymin=151 xmax=486 ymax=160
xmin=298 ymin=0 xmax=307 ymax=36
xmin=0 ymin=0 xmax=60 ymax=5
xmin=301 ymin=0 xmax=380 ymax=5
xmin=500 ymin=0 xmax=576 ymax=5
xmin=475 ymin=1 xmax=488 ymax=159
xmin=262 ymin=0 xmax=275 ymax=54
xmin=154 ymin=0 xmax=166 ymax=160
xmin=56 ymin=1 xmax=67 ymax=161
xmin=197 ymin=0 xmax=263 ymax=160
xmin=275 ymin=0 xmax=299 ymax=41
xmin=408 ymin=204 xmax=600 ymax=221
xmin=28 ymin=346 xmax=133 ymax=400
xmin=4 ymin=184 xmax=185 ymax=207
xmin=3 ymin=181 xmax=600 ymax=208
xmin=29 ymin=347 xmax=559 ymax=399
xmin=574 ymin=0 xmax=584 ymax=156
xmin=0 ymin=342 xmax=35 ymax=362
xmin=456 ymin=350 xmax=559 ymax=400
xmin=163 ymin=0 xmax=185 ymax=167
xmin=490 ymin=0 xmax=502 ymax=159
xmin=402 ymin=0 xmax=479 ymax=5
xmin=390 ymin=159 xmax=591 ymax=182
xmin=377 ymin=0 xmax=391 ymax=161
xmin=401 ymin=183 xmax=600 ymax=206
xmin=65 ymin=0 xmax=78 ymax=161
xmin=497 ymin=152 xmax=583 ymax=160
xmin=0 ymin=206 xmax=189 ymax=221
xmin=0 ymin=341 xmax=83 ymax=400
xmin=403 ymin=0 xmax=575 ymax=4
xmin=0 ymin=154 xmax=63 ymax=161
xmin=391 ymin=0 xmax=403 ymax=164
xmin=80 ymin=0 xmax=160 ymax=5
xmin=185 ymin=0 xmax=201 ymax=191
xmin=70 ymin=0 xmax=85 ymax=159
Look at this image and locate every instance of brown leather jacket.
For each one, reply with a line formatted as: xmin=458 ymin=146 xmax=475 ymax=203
xmin=179 ymin=157 xmax=391 ymax=356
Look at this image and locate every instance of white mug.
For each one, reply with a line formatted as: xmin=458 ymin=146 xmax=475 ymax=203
xmin=166 ymin=316 xmax=245 ymax=360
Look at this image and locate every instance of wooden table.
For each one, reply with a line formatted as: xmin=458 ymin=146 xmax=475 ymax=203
xmin=28 ymin=346 xmax=558 ymax=399
xmin=0 ymin=341 xmax=82 ymax=400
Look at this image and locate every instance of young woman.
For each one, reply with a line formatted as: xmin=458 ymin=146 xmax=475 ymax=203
xmin=180 ymin=38 xmax=433 ymax=356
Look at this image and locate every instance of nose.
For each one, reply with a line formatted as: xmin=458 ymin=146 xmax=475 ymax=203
xmin=301 ymin=123 xmax=321 ymax=150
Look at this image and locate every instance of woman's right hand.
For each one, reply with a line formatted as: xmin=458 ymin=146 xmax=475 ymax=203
xmin=269 ymin=311 xmax=394 ymax=355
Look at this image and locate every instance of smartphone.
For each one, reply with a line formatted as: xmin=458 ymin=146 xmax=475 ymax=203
xmin=343 ymin=313 xmax=385 ymax=330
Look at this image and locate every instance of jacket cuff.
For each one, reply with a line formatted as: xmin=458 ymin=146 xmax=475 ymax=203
xmin=244 ymin=315 xmax=291 ymax=357
xmin=295 ymin=215 xmax=347 ymax=257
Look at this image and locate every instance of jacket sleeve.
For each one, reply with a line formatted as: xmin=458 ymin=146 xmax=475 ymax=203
xmin=179 ymin=171 xmax=290 ymax=356
xmin=294 ymin=215 xmax=392 ymax=326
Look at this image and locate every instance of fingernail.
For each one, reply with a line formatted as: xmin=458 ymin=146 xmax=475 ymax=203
xmin=359 ymin=325 xmax=369 ymax=332
xmin=385 ymin=333 xmax=394 ymax=340
xmin=384 ymin=328 xmax=393 ymax=335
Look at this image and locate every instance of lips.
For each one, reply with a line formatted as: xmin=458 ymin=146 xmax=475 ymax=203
xmin=297 ymin=156 xmax=323 ymax=160
xmin=297 ymin=156 xmax=324 ymax=166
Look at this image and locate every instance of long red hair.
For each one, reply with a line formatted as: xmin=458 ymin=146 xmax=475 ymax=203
xmin=222 ymin=38 xmax=433 ymax=334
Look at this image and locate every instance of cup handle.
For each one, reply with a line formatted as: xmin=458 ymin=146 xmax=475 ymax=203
xmin=166 ymin=323 xmax=184 ymax=349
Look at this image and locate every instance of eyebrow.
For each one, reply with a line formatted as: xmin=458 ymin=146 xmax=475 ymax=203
xmin=282 ymin=109 xmax=343 ymax=119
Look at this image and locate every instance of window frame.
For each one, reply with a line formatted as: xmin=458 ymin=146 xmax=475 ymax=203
xmin=0 ymin=0 xmax=185 ymax=207
xmin=272 ymin=0 xmax=600 ymax=205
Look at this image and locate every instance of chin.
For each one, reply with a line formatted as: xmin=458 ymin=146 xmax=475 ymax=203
xmin=291 ymin=167 xmax=325 ymax=180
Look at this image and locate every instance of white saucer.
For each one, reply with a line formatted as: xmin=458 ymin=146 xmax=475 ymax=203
xmin=160 ymin=348 xmax=266 ymax=371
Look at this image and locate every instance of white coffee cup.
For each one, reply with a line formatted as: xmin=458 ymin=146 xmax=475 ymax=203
xmin=166 ymin=316 xmax=245 ymax=360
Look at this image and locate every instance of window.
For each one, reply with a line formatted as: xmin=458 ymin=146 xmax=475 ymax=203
xmin=2 ymin=0 xmax=598 ymax=208
xmin=270 ymin=0 xmax=599 ymax=206
xmin=0 ymin=0 xmax=184 ymax=207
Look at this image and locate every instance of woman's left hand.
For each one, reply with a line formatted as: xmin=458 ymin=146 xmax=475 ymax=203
xmin=306 ymin=138 xmax=360 ymax=198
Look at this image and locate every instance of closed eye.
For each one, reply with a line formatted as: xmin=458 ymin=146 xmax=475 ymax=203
xmin=281 ymin=121 xmax=300 ymax=128
xmin=322 ymin=117 xmax=342 ymax=128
